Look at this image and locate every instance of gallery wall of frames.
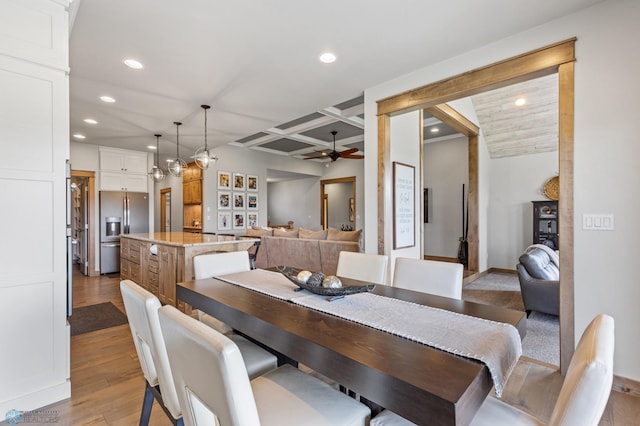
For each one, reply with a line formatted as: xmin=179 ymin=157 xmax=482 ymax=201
xmin=216 ymin=171 xmax=259 ymax=231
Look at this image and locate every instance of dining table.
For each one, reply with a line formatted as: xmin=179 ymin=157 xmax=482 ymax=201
xmin=176 ymin=269 xmax=526 ymax=426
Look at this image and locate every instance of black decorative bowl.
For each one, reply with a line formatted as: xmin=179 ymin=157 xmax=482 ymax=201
xmin=278 ymin=266 xmax=375 ymax=300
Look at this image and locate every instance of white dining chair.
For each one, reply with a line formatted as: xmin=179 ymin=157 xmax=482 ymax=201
xmin=371 ymin=314 xmax=615 ymax=426
xmin=193 ymin=251 xmax=252 ymax=334
xmin=120 ymin=280 xmax=277 ymax=425
xmin=336 ymin=251 xmax=389 ymax=285
xmin=192 ymin=251 xmax=278 ymax=374
xmin=392 ymin=257 xmax=463 ymax=299
xmin=158 ymin=304 xmax=371 ymax=426
xmin=120 ymin=279 xmax=183 ymax=426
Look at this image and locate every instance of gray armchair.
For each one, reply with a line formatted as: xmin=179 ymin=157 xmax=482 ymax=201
xmin=517 ymin=246 xmax=559 ymax=317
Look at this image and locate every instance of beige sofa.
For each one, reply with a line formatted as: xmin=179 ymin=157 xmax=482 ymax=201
xmin=246 ymin=227 xmax=361 ymax=275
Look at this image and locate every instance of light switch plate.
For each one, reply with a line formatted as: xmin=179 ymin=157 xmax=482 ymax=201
xmin=583 ymin=214 xmax=614 ymax=230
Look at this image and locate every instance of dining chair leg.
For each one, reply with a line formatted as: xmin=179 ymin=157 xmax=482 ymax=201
xmin=139 ymin=382 xmax=154 ymax=426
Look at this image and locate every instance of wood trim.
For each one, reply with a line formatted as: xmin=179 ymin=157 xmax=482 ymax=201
xmin=377 ymin=38 xmax=576 ymax=116
xmin=487 ymin=267 xmax=517 ymax=275
xmin=376 ymin=38 xmax=576 ymax=372
xmin=467 ymin=134 xmax=479 ymax=272
xmin=423 ymin=255 xmax=458 ymax=263
xmin=71 ymin=170 xmax=97 ymax=276
xmin=613 ymin=374 xmax=640 ymax=398
xmin=558 ymin=60 xmax=575 ymax=375
xmin=428 ymin=104 xmax=479 ymax=136
xmin=320 ymin=176 xmax=356 ymax=230
xmin=378 ymin=114 xmax=391 ymax=255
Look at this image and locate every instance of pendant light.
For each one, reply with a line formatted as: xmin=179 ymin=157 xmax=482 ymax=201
xmin=149 ymin=134 xmax=165 ymax=182
xmin=194 ymin=104 xmax=218 ymax=169
xmin=168 ymin=121 xmax=187 ymax=177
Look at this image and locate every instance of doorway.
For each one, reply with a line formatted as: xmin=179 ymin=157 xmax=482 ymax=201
xmin=377 ymin=39 xmax=575 ymax=373
xmin=71 ymin=170 xmax=96 ymax=276
xmin=320 ymin=176 xmax=356 ymax=230
xmin=160 ymin=188 xmax=171 ymax=232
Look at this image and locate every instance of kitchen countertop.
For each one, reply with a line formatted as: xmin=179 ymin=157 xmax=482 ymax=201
xmin=122 ymin=232 xmax=258 ymax=247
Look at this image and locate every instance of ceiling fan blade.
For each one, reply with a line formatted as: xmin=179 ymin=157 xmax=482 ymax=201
xmin=304 ymin=155 xmax=329 ymax=160
xmin=337 ymin=148 xmax=359 ymax=156
xmin=341 ymin=154 xmax=365 ymax=159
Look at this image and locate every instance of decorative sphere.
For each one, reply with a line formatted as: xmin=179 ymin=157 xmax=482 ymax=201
xmin=296 ymin=270 xmax=312 ymax=284
xmin=306 ymin=272 xmax=326 ymax=287
xmin=322 ymin=275 xmax=343 ymax=289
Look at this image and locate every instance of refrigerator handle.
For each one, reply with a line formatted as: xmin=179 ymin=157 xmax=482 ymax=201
xmin=123 ymin=195 xmax=129 ymax=234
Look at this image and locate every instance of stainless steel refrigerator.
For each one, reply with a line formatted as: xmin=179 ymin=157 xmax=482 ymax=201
xmin=100 ymin=191 xmax=149 ymax=274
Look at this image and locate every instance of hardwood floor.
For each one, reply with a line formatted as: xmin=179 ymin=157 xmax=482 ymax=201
xmin=20 ymin=267 xmax=639 ymax=425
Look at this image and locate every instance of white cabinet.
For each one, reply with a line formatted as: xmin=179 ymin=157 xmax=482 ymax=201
xmin=100 ymin=171 xmax=148 ymax=192
xmin=100 ymin=148 xmax=148 ymax=174
xmin=99 ymin=147 xmax=148 ymax=192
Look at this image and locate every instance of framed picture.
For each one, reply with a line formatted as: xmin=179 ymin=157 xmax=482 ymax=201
xmin=247 ymin=194 xmax=258 ymax=210
xmin=218 ymin=191 xmax=231 ymax=209
xmin=218 ymin=211 xmax=231 ymax=231
xmin=233 ymin=192 xmax=245 ymax=209
xmin=218 ymin=171 xmax=231 ymax=189
xmin=247 ymin=212 xmax=258 ymax=227
xmin=393 ymin=162 xmax=415 ymax=249
xmin=233 ymin=173 xmax=245 ymax=190
xmin=233 ymin=211 xmax=245 ymax=229
xmin=247 ymin=174 xmax=258 ymax=192
xmin=349 ymin=197 xmax=355 ymax=222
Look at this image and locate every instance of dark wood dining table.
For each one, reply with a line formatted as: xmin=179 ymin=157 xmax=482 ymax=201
xmin=177 ymin=275 xmax=526 ymax=426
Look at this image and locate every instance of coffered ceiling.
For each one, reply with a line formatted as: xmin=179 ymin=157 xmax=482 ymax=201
xmin=68 ymin=0 xmax=600 ymax=163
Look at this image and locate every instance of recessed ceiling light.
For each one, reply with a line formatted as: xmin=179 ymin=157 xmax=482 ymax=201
xmin=515 ymin=97 xmax=526 ymax=106
xmin=73 ymin=133 xmax=86 ymax=140
xmin=100 ymin=95 xmax=116 ymax=103
xmin=319 ymin=52 xmax=337 ymax=64
xmin=147 ymin=145 xmax=157 ymax=150
xmin=123 ymin=58 xmax=144 ymax=69
xmin=83 ymin=118 xmax=98 ymax=124
xmin=430 ymin=127 xmax=439 ymax=133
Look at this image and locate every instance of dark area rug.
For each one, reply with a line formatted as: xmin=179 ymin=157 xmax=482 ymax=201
xmin=69 ymin=302 xmax=128 ymax=336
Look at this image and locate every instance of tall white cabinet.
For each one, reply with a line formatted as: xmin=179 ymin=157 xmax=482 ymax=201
xmin=0 ymin=0 xmax=71 ymax=412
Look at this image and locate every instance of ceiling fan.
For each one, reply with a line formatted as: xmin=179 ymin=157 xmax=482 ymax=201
xmin=304 ymin=130 xmax=364 ymax=162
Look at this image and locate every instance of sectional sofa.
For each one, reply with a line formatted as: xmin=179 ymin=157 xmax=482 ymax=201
xmin=245 ymin=227 xmax=361 ymax=275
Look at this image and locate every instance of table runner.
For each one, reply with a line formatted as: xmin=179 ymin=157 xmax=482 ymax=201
xmin=216 ymin=269 xmax=521 ymax=397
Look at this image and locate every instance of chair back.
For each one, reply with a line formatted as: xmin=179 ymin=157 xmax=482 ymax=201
xmin=392 ymin=257 xmax=463 ymax=299
xmin=336 ymin=251 xmax=389 ymax=285
xmin=120 ymin=280 xmax=181 ymax=419
xmin=548 ymin=314 xmax=614 ymax=426
xmin=158 ymin=304 xmax=261 ymax=426
xmin=193 ymin=251 xmax=251 ymax=280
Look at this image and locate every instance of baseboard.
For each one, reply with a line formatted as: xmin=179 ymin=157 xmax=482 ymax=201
xmin=423 ymin=255 xmax=458 ymax=263
xmin=487 ymin=267 xmax=517 ymax=275
xmin=462 ymin=270 xmax=486 ymax=285
xmin=613 ymin=374 xmax=640 ymax=397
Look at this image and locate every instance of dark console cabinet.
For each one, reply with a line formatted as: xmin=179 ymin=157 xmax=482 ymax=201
xmin=532 ymin=200 xmax=558 ymax=250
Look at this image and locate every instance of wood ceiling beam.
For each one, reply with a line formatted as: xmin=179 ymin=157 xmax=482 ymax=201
xmin=377 ymin=38 xmax=576 ymax=116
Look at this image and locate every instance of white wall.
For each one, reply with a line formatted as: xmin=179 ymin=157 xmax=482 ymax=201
xmin=423 ymin=136 xmax=468 ymax=258
xmin=489 ymin=151 xmax=558 ymax=269
xmin=321 ymin=155 xmax=365 ymax=232
xmin=364 ymin=0 xmax=640 ymax=380
xmin=268 ymin=178 xmax=321 ymax=229
xmin=325 ymin=182 xmax=352 ymax=229
xmin=388 ymin=111 xmax=422 ymax=278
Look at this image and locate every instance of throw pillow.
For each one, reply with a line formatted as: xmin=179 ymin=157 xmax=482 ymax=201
xmin=274 ymin=228 xmax=299 ymax=238
xmin=299 ymin=227 xmax=328 ymax=240
xmin=327 ymin=228 xmax=361 ymax=242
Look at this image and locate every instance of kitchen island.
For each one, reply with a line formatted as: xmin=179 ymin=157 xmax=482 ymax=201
xmin=120 ymin=232 xmax=257 ymax=310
